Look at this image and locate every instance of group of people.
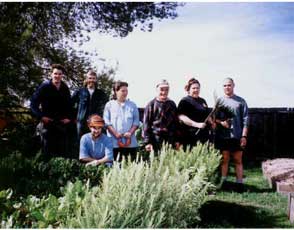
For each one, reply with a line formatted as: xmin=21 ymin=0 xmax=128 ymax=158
xmin=30 ymin=64 xmax=249 ymax=187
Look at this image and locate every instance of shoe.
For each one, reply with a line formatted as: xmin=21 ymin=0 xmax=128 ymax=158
xmin=236 ymin=183 xmax=244 ymax=193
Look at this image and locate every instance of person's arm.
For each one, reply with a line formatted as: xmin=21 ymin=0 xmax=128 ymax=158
xmin=103 ymin=102 xmax=122 ymax=139
xmin=178 ymin=114 xmax=206 ymax=129
xmin=80 ymin=157 xmax=98 ymax=163
xmin=142 ymin=102 xmax=154 ymax=151
xmin=60 ymin=86 xmax=73 ymax=124
xmin=79 ymin=135 xmax=93 ymax=163
xmin=124 ymin=104 xmax=140 ymax=138
xmin=30 ymin=83 xmax=53 ymax=124
xmin=107 ymin=125 xmax=122 ymax=139
xmin=82 ymin=155 xmax=110 ymax=166
xmin=71 ymin=89 xmax=80 ymax=119
xmin=30 ymin=84 xmax=44 ymax=120
xmin=86 ymin=136 xmax=114 ymax=166
xmin=215 ymin=119 xmax=231 ymax=129
xmin=142 ymin=103 xmax=152 ymax=144
xmin=240 ymin=100 xmax=249 ymax=147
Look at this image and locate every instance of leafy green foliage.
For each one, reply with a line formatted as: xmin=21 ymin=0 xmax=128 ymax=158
xmin=0 ymin=152 xmax=109 ymax=197
xmin=0 ymin=143 xmax=220 ymax=228
xmin=0 ymin=2 xmax=180 ymax=108
xmin=0 ymin=181 xmax=90 ymax=228
xmin=0 ymin=119 xmax=40 ymax=157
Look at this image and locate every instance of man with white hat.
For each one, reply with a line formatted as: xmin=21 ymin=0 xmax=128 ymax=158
xmin=143 ymin=79 xmax=180 ymax=153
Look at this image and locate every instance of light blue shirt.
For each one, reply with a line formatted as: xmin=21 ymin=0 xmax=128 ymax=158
xmin=103 ymin=99 xmax=140 ymax=148
xmin=79 ymin=133 xmax=113 ymax=163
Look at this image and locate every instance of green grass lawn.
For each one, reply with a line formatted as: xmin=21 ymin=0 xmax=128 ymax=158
xmin=198 ymin=162 xmax=293 ymax=228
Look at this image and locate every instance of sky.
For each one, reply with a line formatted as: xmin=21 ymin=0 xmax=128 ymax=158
xmin=79 ymin=2 xmax=294 ymax=108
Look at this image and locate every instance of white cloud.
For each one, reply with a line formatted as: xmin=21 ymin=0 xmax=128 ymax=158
xmin=79 ymin=3 xmax=294 ymax=108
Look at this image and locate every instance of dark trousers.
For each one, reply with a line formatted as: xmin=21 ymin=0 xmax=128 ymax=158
xmin=76 ymin=120 xmax=89 ymax=139
xmin=40 ymin=121 xmax=70 ymax=158
xmin=181 ymin=129 xmax=211 ymax=152
xmin=113 ymin=147 xmax=138 ymax=162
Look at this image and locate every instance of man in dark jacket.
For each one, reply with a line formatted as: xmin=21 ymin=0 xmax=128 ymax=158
xmin=30 ymin=64 xmax=73 ymax=158
xmin=72 ymin=70 xmax=108 ymax=139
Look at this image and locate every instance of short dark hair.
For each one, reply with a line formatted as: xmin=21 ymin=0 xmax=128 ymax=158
xmin=224 ymin=77 xmax=235 ymax=84
xmin=51 ymin=64 xmax=65 ymax=74
xmin=112 ymin=81 xmax=128 ymax=100
xmin=87 ymin=69 xmax=97 ymax=77
xmin=184 ymin=78 xmax=200 ymax=92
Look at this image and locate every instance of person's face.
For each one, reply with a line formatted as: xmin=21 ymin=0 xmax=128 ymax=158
xmin=157 ymin=86 xmax=169 ymax=101
xmin=223 ymin=79 xmax=234 ymax=96
xmin=51 ymin=68 xmax=63 ymax=84
xmin=89 ymin=126 xmax=102 ymax=139
xmin=86 ymin=74 xmax=97 ymax=88
xmin=188 ymin=83 xmax=200 ymax=98
xmin=116 ymin=86 xmax=128 ymax=101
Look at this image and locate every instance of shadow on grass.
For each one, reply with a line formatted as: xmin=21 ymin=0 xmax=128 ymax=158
xmin=218 ymin=181 xmax=273 ymax=193
xmin=199 ymin=200 xmax=282 ymax=228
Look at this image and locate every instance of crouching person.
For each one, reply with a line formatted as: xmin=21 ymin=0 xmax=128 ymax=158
xmin=79 ymin=114 xmax=113 ymax=167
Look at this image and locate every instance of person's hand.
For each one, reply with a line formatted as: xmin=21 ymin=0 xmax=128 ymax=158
xmin=60 ymin=118 xmax=71 ymax=124
xmin=41 ymin=116 xmax=53 ymax=124
xmin=145 ymin=144 xmax=153 ymax=152
xmin=211 ymin=121 xmax=217 ymax=129
xmin=220 ymin=120 xmax=230 ymax=129
xmin=86 ymin=160 xmax=99 ymax=167
xmin=114 ymin=132 xmax=123 ymax=139
xmin=123 ymin=132 xmax=132 ymax=139
xmin=197 ymin=122 xmax=206 ymax=129
xmin=175 ymin=142 xmax=181 ymax=150
xmin=240 ymin=136 xmax=247 ymax=148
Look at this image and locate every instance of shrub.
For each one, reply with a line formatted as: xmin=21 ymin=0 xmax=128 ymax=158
xmin=0 ymin=152 xmax=109 ymax=197
xmin=65 ymin=143 xmax=221 ymax=228
xmin=1 ymin=143 xmax=220 ymax=228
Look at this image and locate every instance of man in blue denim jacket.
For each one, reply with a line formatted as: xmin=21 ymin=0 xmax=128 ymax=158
xmin=72 ymin=70 xmax=108 ymax=139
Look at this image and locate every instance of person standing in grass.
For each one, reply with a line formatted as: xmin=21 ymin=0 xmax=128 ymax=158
xmin=178 ymin=78 xmax=213 ymax=151
xmin=214 ymin=77 xmax=249 ymax=192
xmin=143 ymin=79 xmax=180 ymax=153
xmin=30 ymin=64 xmax=73 ymax=158
xmin=72 ymin=70 xmax=108 ymax=139
xmin=103 ymin=81 xmax=140 ymax=161
xmin=79 ymin=114 xmax=113 ymax=166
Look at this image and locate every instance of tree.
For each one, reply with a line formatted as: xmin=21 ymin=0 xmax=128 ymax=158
xmin=0 ymin=2 xmax=180 ymax=108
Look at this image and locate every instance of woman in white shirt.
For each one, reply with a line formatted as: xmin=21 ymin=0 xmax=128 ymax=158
xmin=103 ymin=81 xmax=140 ymax=162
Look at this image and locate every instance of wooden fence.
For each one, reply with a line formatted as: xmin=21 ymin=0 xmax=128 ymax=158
xmin=246 ymin=108 xmax=294 ymax=160
xmin=139 ymin=107 xmax=294 ymax=160
xmin=3 ymin=107 xmax=294 ymax=160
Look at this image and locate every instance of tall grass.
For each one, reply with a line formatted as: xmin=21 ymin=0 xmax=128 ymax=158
xmin=65 ymin=143 xmax=221 ymax=228
xmin=1 ymin=143 xmax=220 ymax=228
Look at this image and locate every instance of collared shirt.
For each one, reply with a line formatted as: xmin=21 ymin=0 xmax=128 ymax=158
xmin=79 ymin=133 xmax=113 ymax=163
xmin=103 ymin=99 xmax=140 ymax=148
